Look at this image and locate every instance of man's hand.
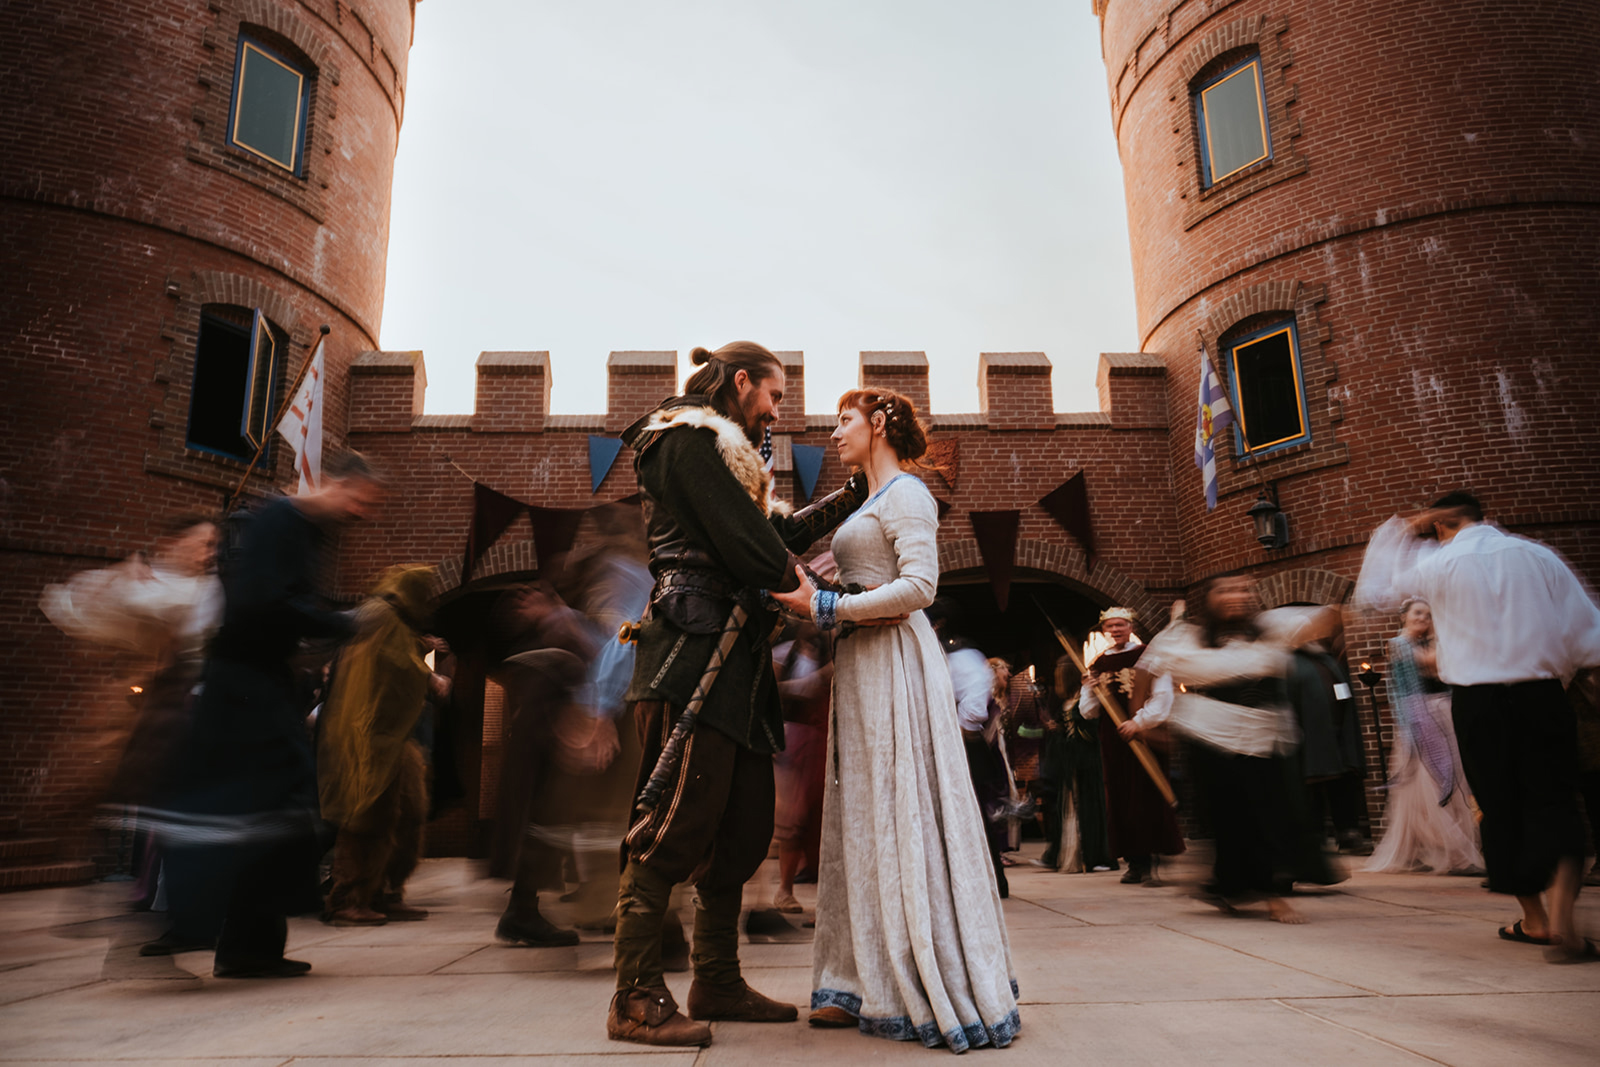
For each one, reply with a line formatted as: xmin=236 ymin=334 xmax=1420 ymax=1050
xmin=769 ymin=565 xmax=816 ymax=618
xmin=1117 ymin=719 xmax=1142 ymax=740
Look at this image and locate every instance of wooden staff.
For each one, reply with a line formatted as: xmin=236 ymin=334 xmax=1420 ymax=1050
xmin=1031 ymin=595 xmax=1178 ymax=808
xmin=225 ymin=324 xmax=329 ymax=511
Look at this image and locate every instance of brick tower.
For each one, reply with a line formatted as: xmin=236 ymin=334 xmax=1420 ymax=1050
xmin=0 ymin=1 xmax=417 ymax=870
xmin=1097 ymin=0 xmax=1600 ymax=620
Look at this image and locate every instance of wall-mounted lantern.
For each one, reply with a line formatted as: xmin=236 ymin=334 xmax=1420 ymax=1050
xmin=1247 ymin=483 xmax=1290 ymax=550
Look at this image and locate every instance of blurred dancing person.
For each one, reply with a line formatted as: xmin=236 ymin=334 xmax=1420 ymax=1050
xmin=607 ymin=342 xmax=866 ymax=1047
xmin=151 ymin=452 xmax=384 ymax=976
xmin=771 ymin=623 xmax=831 ymax=914
xmin=775 ymin=388 xmax=1018 ymax=1052
xmin=1365 ymin=598 xmax=1483 ymax=876
xmin=1141 ymin=575 xmax=1313 ymax=923
xmin=488 ymin=582 xmax=598 ymax=947
xmin=317 ymin=565 xmax=437 ymax=926
xmin=41 ymin=513 xmax=223 ymax=904
xmin=1356 ymin=492 xmax=1600 ymax=958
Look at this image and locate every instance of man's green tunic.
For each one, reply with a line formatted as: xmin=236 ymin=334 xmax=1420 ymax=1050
xmin=621 ymin=398 xmax=863 ymax=754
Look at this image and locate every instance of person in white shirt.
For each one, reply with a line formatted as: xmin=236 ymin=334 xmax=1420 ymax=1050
xmin=927 ymin=599 xmax=1008 ymax=899
xmin=1356 ymin=491 xmax=1600 ymax=960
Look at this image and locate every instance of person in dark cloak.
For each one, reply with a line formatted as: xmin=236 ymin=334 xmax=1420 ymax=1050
xmin=1286 ymin=608 xmax=1371 ymax=856
xmin=143 ymin=452 xmax=385 ymax=977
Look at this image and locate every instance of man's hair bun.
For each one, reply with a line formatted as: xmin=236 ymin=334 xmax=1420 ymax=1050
xmin=690 ymin=347 xmax=714 ymax=366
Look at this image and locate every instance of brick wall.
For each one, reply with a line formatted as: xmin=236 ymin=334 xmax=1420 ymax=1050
xmin=1100 ymin=0 xmax=1600 ymax=830
xmin=0 ymin=0 xmax=416 ymax=847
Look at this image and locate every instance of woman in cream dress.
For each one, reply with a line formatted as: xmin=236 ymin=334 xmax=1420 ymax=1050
xmin=772 ymin=389 xmax=1018 ymax=1053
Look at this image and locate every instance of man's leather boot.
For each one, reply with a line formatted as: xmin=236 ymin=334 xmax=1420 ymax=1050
xmin=686 ymin=977 xmax=800 ymax=1022
xmin=607 ymin=987 xmax=713 ymax=1046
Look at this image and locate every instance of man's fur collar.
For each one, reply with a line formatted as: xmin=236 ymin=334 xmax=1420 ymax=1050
xmin=642 ymin=402 xmax=790 ymax=517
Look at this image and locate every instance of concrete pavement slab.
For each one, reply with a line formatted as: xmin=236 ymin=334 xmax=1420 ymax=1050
xmin=4 ymin=855 xmax=1597 ymax=1065
xmin=1161 ymin=913 xmax=1600 ymax=996
xmin=0 ymin=971 xmax=663 ymax=1060
xmin=284 ymin=1058 xmax=698 ymax=1066
xmin=1285 ymin=991 xmax=1600 ymax=1067
xmin=697 ymin=1000 xmax=1432 ymax=1065
xmin=0 ymin=1060 xmax=291 ymax=1067
xmin=1009 ymin=923 xmax=1364 ymax=1003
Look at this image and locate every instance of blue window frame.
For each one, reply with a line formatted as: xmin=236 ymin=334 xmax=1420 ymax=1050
xmin=228 ymin=37 xmax=310 ymax=174
xmin=1226 ymin=318 xmax=1310 ymax=456
xmin=187 ymin=307 xmax=278 ymax=462
xmin=1194 ymin=54 xmax=1271 ymax=187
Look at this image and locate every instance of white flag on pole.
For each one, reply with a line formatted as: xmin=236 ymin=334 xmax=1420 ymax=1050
xmin=276 ymin=337 xmax=325 ymax=496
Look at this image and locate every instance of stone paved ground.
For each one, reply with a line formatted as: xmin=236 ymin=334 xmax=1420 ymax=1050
xmin=2 ymin=844 xmax=1598 ymax=1066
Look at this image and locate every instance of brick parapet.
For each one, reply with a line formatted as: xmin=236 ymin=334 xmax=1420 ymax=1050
xmin=473 ymin=351 xmax=550 ymax=433
xmin=1095 ymin=352 xmax=1169 ymax=429
xmin=860 ymin=351 xmax=931 ymax=415
xmin=606 ymin=351 xmax=677 ymax=433
xmin=349 ymin=350 xmax=425 ymax=432
xmin=979 ymin=352 xmax=1054 ymax=431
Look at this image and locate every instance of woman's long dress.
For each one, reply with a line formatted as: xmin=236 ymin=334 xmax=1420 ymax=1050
xmin=810 ymin=474 xmax=1020 ymax=1052
xmin=1366 ymin=635 xmax=1482 ymax=874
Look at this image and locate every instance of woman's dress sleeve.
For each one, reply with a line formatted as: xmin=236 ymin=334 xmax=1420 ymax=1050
xmin=828 ymin=479 xmax=941 ymax=623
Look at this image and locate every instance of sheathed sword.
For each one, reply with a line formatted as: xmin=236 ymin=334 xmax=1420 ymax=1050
xmin=1030 ymin=594 xmax=1178 ymax=809
xmin=633 ymin=602 xmax=749 ymax=815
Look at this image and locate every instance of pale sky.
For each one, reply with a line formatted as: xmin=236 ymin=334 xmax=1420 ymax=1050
xmin=381 ymin=1 xmax=1138 ymax=417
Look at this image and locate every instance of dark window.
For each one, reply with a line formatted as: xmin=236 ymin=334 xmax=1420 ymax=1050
xmin=187 ymin=307 xmax=280 ymax=461
xmin=1227 ymin=319 xmax=1309 ymax=455
xmin=229 ymin=37 xmax=310 ymax=173
xmin=1195 ymin=55 xmax=1270 ymax=186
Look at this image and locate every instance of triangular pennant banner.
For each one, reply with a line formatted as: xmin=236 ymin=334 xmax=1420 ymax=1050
xmin=588 ymin=435 xmax=624 ymax=494
xmin=528 ymin=505 xmax=586 ymax=576
xmin=464 ymin=482 xmax=527 ymax=583
xmin=969 ymin=509 xmax=1021 ymax=612
xmin=791 ymin=443 xmax=826 ymax=501
xmin=923 ymin=439 xmax=961 ymax=491
xmin=935 ymin=497 xmax=952 ymax=522
xmin=1037 ymin=471 xmax=1096 ymax=564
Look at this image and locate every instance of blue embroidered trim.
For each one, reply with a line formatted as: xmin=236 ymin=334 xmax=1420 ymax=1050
xmin=810 ymin=989 xmax=1021 ymax=1052
xmin=814 ymin=590 xmax=839 ymax=631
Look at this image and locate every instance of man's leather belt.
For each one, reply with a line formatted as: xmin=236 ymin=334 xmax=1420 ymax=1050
xmin=652 ymin=569 xmax=741 ymax=601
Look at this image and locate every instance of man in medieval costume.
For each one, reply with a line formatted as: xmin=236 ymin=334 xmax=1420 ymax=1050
xmin=1081 ymin=606 xmax=1186 ymax=884
xmin=605 ymin=341 xmax=867 ymax=1047
xmin=148 ymin=452 xmax=385 ymax=977
xmin=317 ymin=564 xmax=437 ymax=926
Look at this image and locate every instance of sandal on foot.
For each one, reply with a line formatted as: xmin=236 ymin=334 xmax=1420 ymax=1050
xmin=1498 ymin=920 xmax=1553 ymax=945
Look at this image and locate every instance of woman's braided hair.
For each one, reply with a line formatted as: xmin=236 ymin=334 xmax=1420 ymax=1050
xmin=836 ymin=387 xmax=928 ymax=462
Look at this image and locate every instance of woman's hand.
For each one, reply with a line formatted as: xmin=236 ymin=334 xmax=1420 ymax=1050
xmin=769 ymin=565 xmax=816 ymax=619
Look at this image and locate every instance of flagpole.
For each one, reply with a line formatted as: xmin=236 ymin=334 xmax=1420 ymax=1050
xmin=226 ymin=324 xmax=329 ymax=512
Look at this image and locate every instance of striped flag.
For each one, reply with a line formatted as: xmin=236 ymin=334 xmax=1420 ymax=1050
xmin=1193 ymin=336 xmax=1233 ymax=510
xmin=276 ymin=335 xmax=325 ymax=496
